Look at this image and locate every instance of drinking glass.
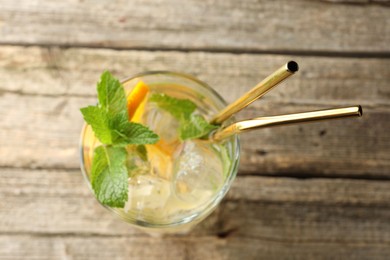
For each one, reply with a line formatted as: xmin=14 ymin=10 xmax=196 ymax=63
xmin=80 ymin=71 xmax=240 ymax=233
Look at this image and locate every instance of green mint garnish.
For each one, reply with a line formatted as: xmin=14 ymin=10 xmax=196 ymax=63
xmin=97 ymin=70 xmax=128 ymax=120
xmin=149 ymin=93 xmax=196 ymax=120
xmin=112 ymin=121 xmax=159 ymax=145
xmin=180 ymin=114 xmax=219 ymax=140
xmin=80 ymin=106 xmax=113 ymax=144
xmin=80 ymin=71 xmax=159 ymax=208
xmin=81 ymin=71 xmax=159 ymax=146
xmin=91 ymin=145 xmax=128 ymax=208
xmin=150 ymin=93 xmax=219 ymax=140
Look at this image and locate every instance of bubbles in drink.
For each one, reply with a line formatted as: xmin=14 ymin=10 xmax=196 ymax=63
xmin=124 ymin=175 xmax=171 ymax=215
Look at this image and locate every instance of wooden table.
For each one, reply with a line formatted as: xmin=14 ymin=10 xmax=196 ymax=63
xmin=1 ymin=0 xmax=389 ymax=259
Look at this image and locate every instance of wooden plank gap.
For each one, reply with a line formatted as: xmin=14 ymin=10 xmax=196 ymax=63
xmin=1 ymin=42 xmax=389 ymax=59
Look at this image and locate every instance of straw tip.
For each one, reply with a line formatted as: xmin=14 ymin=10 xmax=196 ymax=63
xmin=287 ymin=61 xmax=299 ymax=73
xmin=358 ymin=105 xmax=363 ymax=117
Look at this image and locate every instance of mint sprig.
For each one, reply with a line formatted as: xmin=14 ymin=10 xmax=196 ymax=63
xmin=81 ymin=71 xmax=159 ymax=146
xmin=80 ymin=71 xmax=159 ymax=208
xmin=150 ymin=93 xmax=219 ymax=140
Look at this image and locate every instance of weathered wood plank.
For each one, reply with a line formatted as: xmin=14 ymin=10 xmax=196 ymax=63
xmin=239 ymin=104 xmax=390 ymax=177
xmin=0 ymin=169 xmax=389 ymax=259
xmin=0 ymin=0 xmax=389 ymax=53
xmin=0 ymin=235 xmax=389 ymax=260
xmin=1 ymin=168 xmax=390 ymax=235
xmin=229 ymin=176 xmax=390 ymax=206
xmin=0 ymin=91 xmax=388 ymax=177
xmin=0 ymin=93 xmax=86 ymax=169
xmin=1 ymin=46 xmax=389 ymax=106
xmin=0 ymin=236 xmax=204 ymax=260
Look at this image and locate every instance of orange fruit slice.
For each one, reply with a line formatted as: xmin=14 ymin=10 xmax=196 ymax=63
xmin=127 ymin=80 xmax=149 ymax=121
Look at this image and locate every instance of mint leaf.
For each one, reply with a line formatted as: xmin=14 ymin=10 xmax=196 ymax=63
xmin=91 ymin=145 xmax=128 ymax=208
xmin=112 ymin=122 xmax=159 ymax=145
xmin=81 ymin=106 xmax=112 ymax=144
xmin=149 ymin=93 xmax=219 ymax=141
xmin=180 ymin=114 xmax=219 ymax=140
xmin=97 ymin=71 xmax=128 ymax=119
xmin=149 ymin=93 xmax=196 ymax=120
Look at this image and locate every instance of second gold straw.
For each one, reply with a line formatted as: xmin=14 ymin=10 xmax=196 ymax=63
xmin=211 ymin=106 xmax=362 ymax=141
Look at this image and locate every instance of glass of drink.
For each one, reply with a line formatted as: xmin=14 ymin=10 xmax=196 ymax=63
xmin=80 ymin=71 xmax=240 ymax=234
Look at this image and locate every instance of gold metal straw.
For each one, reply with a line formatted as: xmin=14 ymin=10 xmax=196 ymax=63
xmin=210 ymin=61 xmax=299 ymax=125
xmin=211 ymin=106 xmax=362 ymax=141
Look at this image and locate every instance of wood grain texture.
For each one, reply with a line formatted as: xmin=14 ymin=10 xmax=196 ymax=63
xmin=2 ymin=169 xmax=389 ymax=235
xmin=1 ymin=0 xmax=389 ymax=258
xmin=323 ymin=0 xmax=390 ymax=4
xmin=0 ymin=168 xmax=389 ymax=259
xmin=0 ymin=46 xmax=389 ymax=177
xmin=1 ymin=46 xmax=389 ymax=105
xmin=0 ymin=0 xmax=389 ymax=53
xmin=1 ymin=235 xmax=389 ymax=260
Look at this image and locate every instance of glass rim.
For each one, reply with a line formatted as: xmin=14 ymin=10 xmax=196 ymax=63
xmin=121 ymin=70 xmax=226 ymax=106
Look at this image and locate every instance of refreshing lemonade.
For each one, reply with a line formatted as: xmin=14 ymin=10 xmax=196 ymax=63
xmin=80 ymin=72 xmax=240 ymax=233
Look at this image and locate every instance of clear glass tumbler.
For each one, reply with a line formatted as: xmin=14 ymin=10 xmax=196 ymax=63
xmin=80 ymin=71 xmax=240 ymax=234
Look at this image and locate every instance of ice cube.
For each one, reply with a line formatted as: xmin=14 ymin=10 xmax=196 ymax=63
xmin=172 ymin=140 xmax=224 ymax=204
xmin=143 ymin=103 xmax=180 ymax=144
xmin=124 ymin=175 xmax=171 ymax=213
